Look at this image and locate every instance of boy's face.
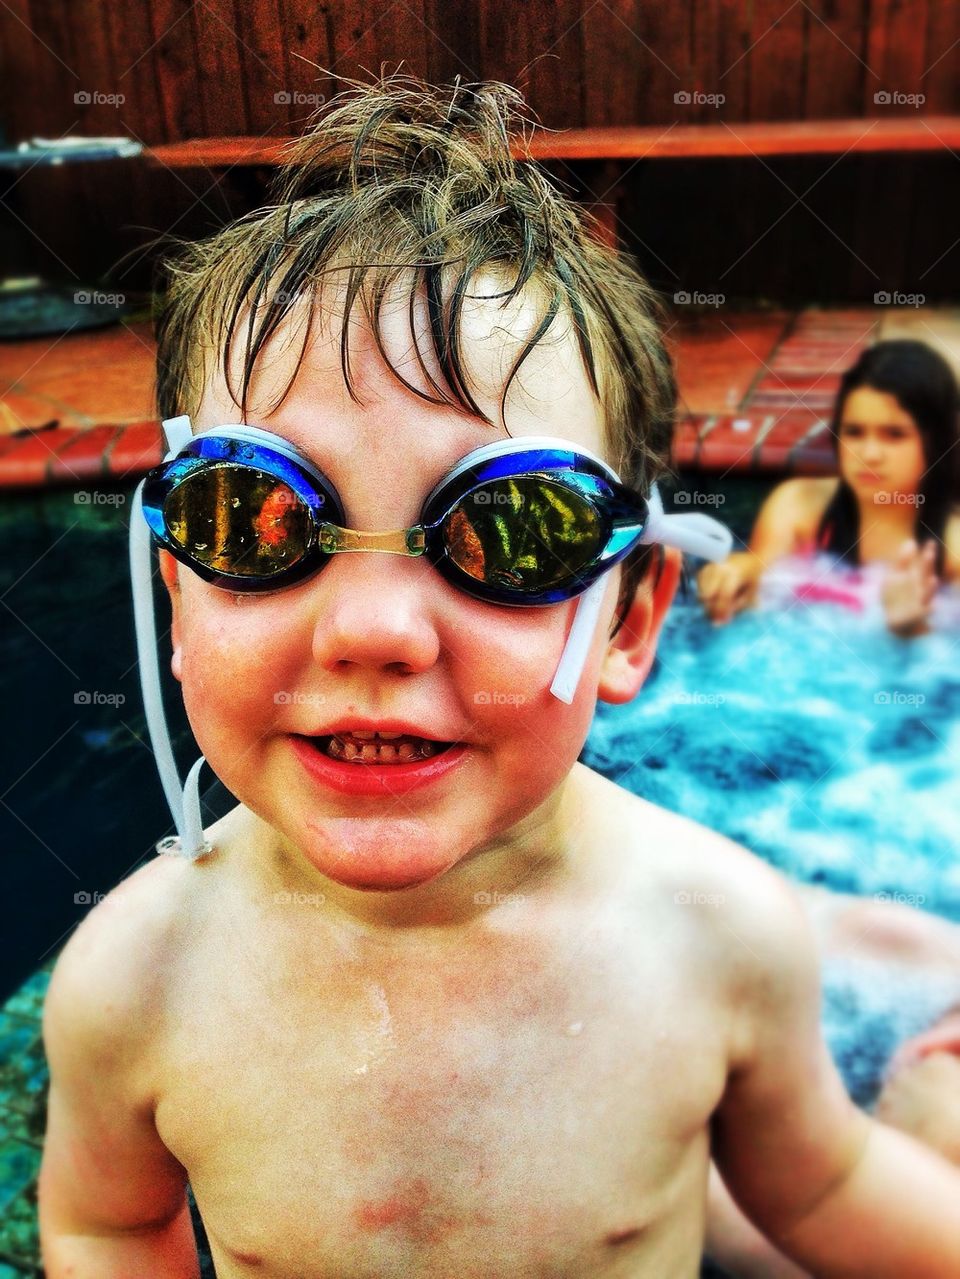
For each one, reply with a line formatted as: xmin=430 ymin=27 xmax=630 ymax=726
xmin=161 ymin=273 xmax=674 ymax=897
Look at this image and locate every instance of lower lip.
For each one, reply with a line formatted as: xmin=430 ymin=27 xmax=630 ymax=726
xmin=290 ymin=736 xmax=469 ymax=797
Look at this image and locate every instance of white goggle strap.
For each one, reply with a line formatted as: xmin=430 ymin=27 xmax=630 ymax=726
xmin=162 ymin=413 xmax=194 ymax=456
xmin=129 ymin=419 xmax=211 ymax=859
xmin=638 ymin=484 xmax=734 ymax=562
xmin=549 ymin=576 xmax=608 ymax=704
xmin=549 ymin=483 xmax=733 ymax=704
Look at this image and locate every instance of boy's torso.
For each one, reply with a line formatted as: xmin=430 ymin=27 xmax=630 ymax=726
xmin=137 ymin=770 xmax=737 ymax=1278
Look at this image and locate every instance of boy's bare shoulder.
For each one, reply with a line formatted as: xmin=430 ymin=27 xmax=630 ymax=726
xmin=579 ymin=765 xmax=813 ymax=985
xmin=44 ymin=853 xmax=200 ymax=1073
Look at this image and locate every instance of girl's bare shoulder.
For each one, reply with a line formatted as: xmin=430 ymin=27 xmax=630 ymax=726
xmin=747 ymin=476 xmax=838 ymax=559
xmin=770 ymin=476 xmax=838 ymax=520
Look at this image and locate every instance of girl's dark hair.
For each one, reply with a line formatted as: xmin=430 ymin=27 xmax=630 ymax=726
xmin=816 ymin=339 xmax=960 ymax=573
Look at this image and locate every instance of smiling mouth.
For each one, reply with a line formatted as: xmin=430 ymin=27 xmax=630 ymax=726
xmin=310 ymin=731 xmax=455 ymax=764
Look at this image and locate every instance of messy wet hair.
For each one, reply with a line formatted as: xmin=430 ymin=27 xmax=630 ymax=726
xmin=154 ymin=74 xmax=676 ymax=631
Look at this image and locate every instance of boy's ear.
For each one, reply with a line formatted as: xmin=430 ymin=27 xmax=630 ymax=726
xmin=596 ymin=546 xmax=682 ymax=704
xmin=158 ymin=550 xmax=183 ymax=683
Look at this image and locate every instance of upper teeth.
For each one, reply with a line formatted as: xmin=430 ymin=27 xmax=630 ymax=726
xmin=347 ymin=730 xmax=403 ymax=740
xmin=326 ymin=735 xmax=435 ymax=763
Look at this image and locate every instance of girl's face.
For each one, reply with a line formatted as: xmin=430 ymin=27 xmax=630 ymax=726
xmin=837 ymin=386 xmax=926 ymax=502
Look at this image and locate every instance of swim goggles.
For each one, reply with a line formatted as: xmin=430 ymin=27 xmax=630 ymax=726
xmin=130 ymin=415 xmax=731 ymax=857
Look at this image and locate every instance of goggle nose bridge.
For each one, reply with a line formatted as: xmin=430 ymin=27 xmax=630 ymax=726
xmin=318 ymin=524 xmax=427 ymax=556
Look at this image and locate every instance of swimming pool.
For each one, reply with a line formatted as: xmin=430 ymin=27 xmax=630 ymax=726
xmin=582 ymin=589 xmax=960 ymax=921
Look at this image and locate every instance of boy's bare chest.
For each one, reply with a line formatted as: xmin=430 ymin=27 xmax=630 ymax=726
xmin=154 ymin=924 xmax=726 ymax=1277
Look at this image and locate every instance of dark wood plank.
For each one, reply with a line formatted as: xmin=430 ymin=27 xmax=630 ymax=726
xmin=149 ymin=0 xmax=209 ymax=141
xmin=423 ymin=0 xmax=482 ymax=85
xmin=803 ymin=0 xmax=871 ymax=118
xmin=0 ymin=44 xmax=41 ymax=283
xmin=16 ymin=0 xmax=91 ymax=281
xmin=746 ymin=0 xmax=808 ymax=122
xmin=632 ymin=0 xmax=693 ymax=125
xmin=921 ymin=1 xmax=960 ymax=114
xmin=191 ymin=0 xmax=253 ymax=135
xmin=232 ymin=0 xmax=293 ymax=135
xmin=20 ymin=0 xmax=80 ymax=135
xmin=865 ymin=0 xmax=929 ymax=115
xmin=111 ymin=0 xmax=169 ymax=144
xmin=476 ymin=0 xmax=584 ymax=126
xmin=323 ymin=0 xmax=429 ymax=93
xmin=694 ymin=0 xmax=750 ymax=122
xmin=0 ymin=0 xmax=42 ymax=144
xmin=580 ymin=0 xmax=640 ymax=125
xmin=523 ymin=0 xmax=587 ymax=130
xmin=277 ymin=0 xmax=338 ymax=130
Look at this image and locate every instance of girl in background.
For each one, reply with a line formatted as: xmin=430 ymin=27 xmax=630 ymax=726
xmin=698 ymin=339 xmax=960 ymax=635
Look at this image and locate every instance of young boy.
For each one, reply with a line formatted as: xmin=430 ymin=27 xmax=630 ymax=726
xmin=38 ymin=77 xmax=960 ymax=1278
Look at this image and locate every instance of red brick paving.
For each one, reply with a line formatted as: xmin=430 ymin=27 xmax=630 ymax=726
xmin=0 ymin=306 xmax=924 ymax=487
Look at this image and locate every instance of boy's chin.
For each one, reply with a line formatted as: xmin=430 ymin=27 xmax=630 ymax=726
xmin=298 ymin=815 xmax=466 ymax=892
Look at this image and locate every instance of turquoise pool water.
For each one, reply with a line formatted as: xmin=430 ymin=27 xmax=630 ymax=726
xmin=582 ymin=593 xmax=960 ymax=921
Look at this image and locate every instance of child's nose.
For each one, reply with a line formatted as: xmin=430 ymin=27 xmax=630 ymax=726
xmin=308 ymin=552 xmax=442 ymax=679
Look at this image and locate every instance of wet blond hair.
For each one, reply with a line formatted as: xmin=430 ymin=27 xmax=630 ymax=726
xmin=154 ymin=74 xmax=676 ymax=626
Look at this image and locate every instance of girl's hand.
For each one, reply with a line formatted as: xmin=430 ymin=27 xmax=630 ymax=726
xmin=881 ymin=539 xmax=939 ymax=636
xmin=697 ymin=552 xmax=762 ymax=625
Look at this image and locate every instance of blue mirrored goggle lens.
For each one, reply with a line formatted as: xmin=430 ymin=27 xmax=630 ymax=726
xmin=443 ymin=475 xmax=605 ymax=592
xmin=163 ymin=463 xmax=314 ymax=578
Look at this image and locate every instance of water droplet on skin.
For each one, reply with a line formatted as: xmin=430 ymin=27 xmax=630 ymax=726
xmin=566 ymin=1021 xmax=583 ymax=1037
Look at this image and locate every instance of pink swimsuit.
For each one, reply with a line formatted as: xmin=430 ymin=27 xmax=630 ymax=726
xmin=757 ymin=539 xmax=960 ymax=628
